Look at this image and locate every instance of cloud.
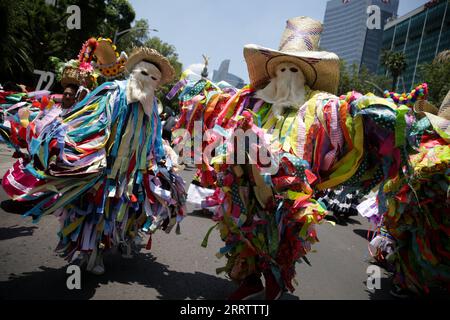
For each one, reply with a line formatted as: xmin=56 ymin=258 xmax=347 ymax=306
xmin=185 ymin=63 xmax=205 ymax=75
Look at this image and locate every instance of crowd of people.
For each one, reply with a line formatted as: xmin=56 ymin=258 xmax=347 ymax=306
xmin=0 ymin=16 xmax=448 ymax=300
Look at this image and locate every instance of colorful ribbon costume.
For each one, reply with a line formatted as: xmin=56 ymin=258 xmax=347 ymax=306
xmin=2 ymin=80 xmax=187 ymax=262
xmin=171 ymin=74 xmax=420 ymax=293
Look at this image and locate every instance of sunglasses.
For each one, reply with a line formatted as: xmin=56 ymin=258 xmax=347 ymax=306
xmin=63 ymin=92 xmax=76 ymax=98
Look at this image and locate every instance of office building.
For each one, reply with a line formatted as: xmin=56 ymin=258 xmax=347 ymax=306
xmin=321 ymin=0 xmax=399 ymax=73
xmin=379 ymin=0 xmax=450 ymax=91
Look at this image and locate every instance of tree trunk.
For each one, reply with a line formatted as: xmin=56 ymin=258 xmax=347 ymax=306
xmin=392 ymin=76 xmax=398 ymax=92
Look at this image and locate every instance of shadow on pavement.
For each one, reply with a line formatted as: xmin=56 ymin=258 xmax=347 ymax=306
xmin=0 ymin=249 xmax=303 ymax=300
xmin=0 ymin=225 xmax=38 ymax=241
xmin=187 ymin=210 xmax=215 ymax=220
xmin=325 ymin=215 xmax=362 ymax=227
xmin=353 ymin=229 xmax=374 ymax=241
xmin=0 ymin=251 xmax=236 ymax=300
xmin=366 ymin=276 xmax=395 ymax=300
xmin=281 ymin=293 xmax=300 ymax=300
xmin=1 ymin=200 xmax=34 ymax=216
xmin=365 ymin=270 xmax=450 ymax=300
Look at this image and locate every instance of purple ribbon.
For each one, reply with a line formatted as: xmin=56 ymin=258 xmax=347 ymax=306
xmin=166 ymin=79 xmax=188 ymax=100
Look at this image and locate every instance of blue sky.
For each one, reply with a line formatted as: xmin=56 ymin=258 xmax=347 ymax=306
xmin=129 ymin=0 xmax=430 ymax=81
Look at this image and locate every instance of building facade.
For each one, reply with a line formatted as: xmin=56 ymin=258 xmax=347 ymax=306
xmin=379 ymin=0 xmax=450 ymax=91
xmin=321 ymin=0 xmax=399 ymax=73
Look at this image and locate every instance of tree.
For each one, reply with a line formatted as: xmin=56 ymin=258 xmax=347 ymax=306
xmin=419 ymin=50 xmax=450 ymax=106
xmin=338 ymin=61 xmax=391 ymax=96
xmin=116 ymin=19 xmax=152 ymax=52
xmin=0 ymin=1 xmax=33 ymax=83
xmin=0 ymin=0 xmax=184 ymax=112
xmin=0 ymin=0 xmax=136 ymax=86
xmin=381 ymin=50 xmax=407 ymax=91
xmin=434 ymin=50 xmax=450 ymax=64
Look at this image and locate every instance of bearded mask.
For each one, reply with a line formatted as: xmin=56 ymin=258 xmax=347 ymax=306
xmin=256 ymin=62 xmax=307 ymax=118
xmin=126 ymin=61 xmax=162 ymax=117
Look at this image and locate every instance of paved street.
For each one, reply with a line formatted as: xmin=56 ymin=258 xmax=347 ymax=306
xmin=0 ymin=143 xmax=394 ymax=300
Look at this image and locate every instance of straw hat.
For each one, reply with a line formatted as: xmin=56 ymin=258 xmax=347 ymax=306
xmin=416 ymin=90 xmax=450 ymax=141
xmin=438 ymin=90 xmax=450 ymax=120
xmin=415 ymin=90 xmax=450 ymax=120
xmin=125 ymin=47 xmax=175 ymax=85
xmin=61 ymin=66 xmax=94 ymax=89
xmin=95 ymin=39 xmax=119 ymax=66
xmin=94 ymin=38 xmax=128 ymax=79
xmin=60 ymin=39 xmax=97 ymax=89
xmin=414 ymin=99 xmax=440 ymax=117
xmin=243 ymin=16 xmax=340 ymax=94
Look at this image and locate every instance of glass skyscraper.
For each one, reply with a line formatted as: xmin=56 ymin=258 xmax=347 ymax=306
xmin=379 ymin=0 xmax=450 ymax=91
xmin=321 ymin=0 xmax=399 ymax=73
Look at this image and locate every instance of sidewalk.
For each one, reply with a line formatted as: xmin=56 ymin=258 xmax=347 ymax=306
xmin=0 ymin=143 xmax=14 ymax=177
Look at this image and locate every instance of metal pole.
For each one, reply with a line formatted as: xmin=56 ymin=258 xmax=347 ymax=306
xmin=435 ymin=0 xmax=449 ymax=56
xmin=403 ymin=18 xmax=412 ymax=54
xmin=411 ymin=8 xmax=429 ymax=90
xmin=364 ymin=80 xmax=384 ymax=95
xmin=113 ymin=29 xmax=119 ymax=45
xmin=114 ymin=27 xmax=157 ymax=44
xmin=386 ymin=24 xmax=397 ymax=77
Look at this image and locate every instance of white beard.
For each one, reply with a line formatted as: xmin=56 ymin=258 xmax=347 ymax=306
xmin=126 ymin=73 xmax=155 ymax=117
xmin=256 ymin=62 xmax=307 ymax=119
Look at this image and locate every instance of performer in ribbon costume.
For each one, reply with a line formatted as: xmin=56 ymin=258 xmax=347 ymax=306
xmin=171 ymin=16 xmax=449 ymax=299
xmin=360 ymin=91 xmax=450 ymax=298
xmin=2 ymin=47 xmax=187 ymax=275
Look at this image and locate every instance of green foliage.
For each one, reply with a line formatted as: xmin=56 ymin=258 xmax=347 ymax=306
xmin=0 ymin=1 xmax=37 ymax=83
xmin=419 ymin=59 xmax=450 ymax=107
xmin=0 ymin=0 xmax=184 ymax=115
xmin=0 ymin=0 xmax=183 ymax=109
xmin=0 ymin=0 xmax=136 ymax=86
xmin=338 ymin=61 xmax=391 ymax=96
xmin=117 ymin=19 xmax=152 ymax=52
xmin=381 ymin=50 xmax=407 ymax=91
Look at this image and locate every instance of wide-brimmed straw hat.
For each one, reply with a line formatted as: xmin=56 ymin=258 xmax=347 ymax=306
xmin=125 ymin=47 xmax=175 ymax=85
xmin=243 ymin=16 xmax=340 ymax=94
xmin=414 ymin=99 xmax=440 ymax=116
xmin=415 ymin=90 xmax=450 ymax=120
xmin=416 ymin=90 xmax=450 ymax=141
xmin=437 ymin=90 xmax=450 ymax=120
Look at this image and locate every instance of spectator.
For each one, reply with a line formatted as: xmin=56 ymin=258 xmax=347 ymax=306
xmin=62 ymin=84 xmax=79 ymax=110
xmin=162 ymin=107 xmax=176 ymax=142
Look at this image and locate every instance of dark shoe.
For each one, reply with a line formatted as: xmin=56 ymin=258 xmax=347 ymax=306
xmin=390 ymin=284 xmax=412 ymax=299
xmin=71 ymin=252 xmax=89 ymax=269
xmin=228 ymin=276 xmax=264 ymax=300
xmin=264 ymin=270 xmax=283 ymax=300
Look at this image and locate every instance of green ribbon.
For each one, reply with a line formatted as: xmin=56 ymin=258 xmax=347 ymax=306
xmin=201 ymin=223 xmax=219 ymax=248
xmin=395 ymin=106 xmax=410 ymax=147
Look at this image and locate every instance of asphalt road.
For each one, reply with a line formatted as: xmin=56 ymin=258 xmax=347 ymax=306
xmin=0 ymin=143 xmax=394 ymax=300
